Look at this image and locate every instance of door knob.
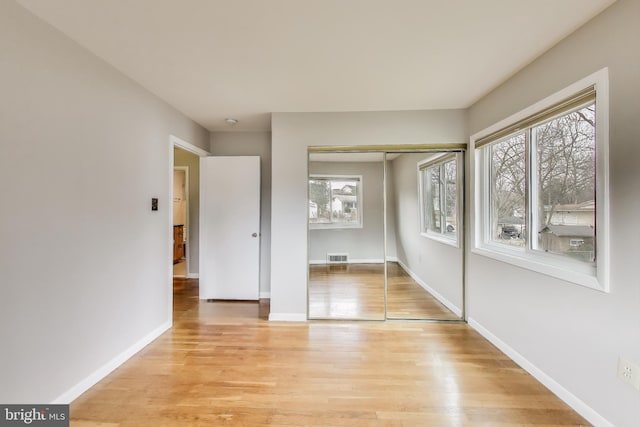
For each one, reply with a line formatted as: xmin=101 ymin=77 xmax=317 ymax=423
xmin=252 ymin=232 xmax=258 ymax=238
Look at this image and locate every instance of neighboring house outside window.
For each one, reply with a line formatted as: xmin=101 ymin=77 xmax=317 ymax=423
xmin=471 ymin=69 xmax=609 ymax=291
xmin=309 ymin=175 xmax=363 ymax=229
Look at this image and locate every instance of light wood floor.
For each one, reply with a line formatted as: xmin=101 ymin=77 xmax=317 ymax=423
xmin=173 ymin=259 xmax=186 ymax=277
xmin=309 ymin=263 xmax=460 ymax=320
xmin=386 ymin=262 xmax=460 ymax=321
xmin=70 ymin=278 xmax=591 ymax=426
xmin=308 ymin=264 xmax=385 ymax=320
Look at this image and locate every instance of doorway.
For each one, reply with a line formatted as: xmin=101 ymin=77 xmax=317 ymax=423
xmin=173 ymin=166 xmax=188 ymax=277
xmin=169 ymin=135 xmax=209 ymax=322
xmin=307 ymin=148 xmax=465 ymax=321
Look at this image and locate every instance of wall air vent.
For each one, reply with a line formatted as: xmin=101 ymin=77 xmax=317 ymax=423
xmin=327 ymin=253 xmax=349 ymax=264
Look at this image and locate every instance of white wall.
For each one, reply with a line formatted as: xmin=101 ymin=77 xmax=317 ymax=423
xmin=309 ymin=161 xmax=385 ymax=263
xmin=271 ymin=110 xmax=467 ymax=319
xmin=388 ymin=153 xmax=464 ymax=314
xmin=0 ymin=1 xmax=209 ymax=403
xmin=174 ymin=148 xmax=200 ymax=276
xmin=467 ymin=0 xmax=640 ymax=426
xmin=209 ymin=131 xmax=272 ymax=297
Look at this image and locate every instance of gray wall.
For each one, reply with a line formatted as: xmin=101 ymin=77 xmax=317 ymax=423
xmin=174 ymin=148 xmax=200 ymax=276
xmin=0 ymin=1 xmax=209 ymax=403
xmin=467 ymin=0 xmax=640 ymax=425
xmin=210 ymin=131 xmax=272 ymax=296
xmin=308 ymin=161 xmax=385 ymax=263
xmin=388 ymin=153 xmax=463 ymax=314
xmin=270 ymin=110 xmax=467 ymax=319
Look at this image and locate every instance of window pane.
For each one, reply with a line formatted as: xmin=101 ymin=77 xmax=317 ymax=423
xmin=534 ymin=104 xmax=595 ymax=262
xmin=330 ymin=179 xmax=359 ymax=224
xmin=490 ymin=133 xmax=526 ymax=246
xmin=421 ymin=171 xmax=429 ymax=233
xmin=444 ymin=159 xmax=457 ymax=236
xmin=309 ymin=177 xmax=361 ymax=227
xmin=427 ymin=166 xmax=441 ymax=233
xmin=309 ymin=179 xmax=331 ymax=223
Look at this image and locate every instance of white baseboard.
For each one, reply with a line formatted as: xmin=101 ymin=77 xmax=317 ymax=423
xmin=468 ymin=318 xmax=613 ymax=427
xmin=186 ymin=272 xmax=199 ymax=279
xmin=396 ymin=260 xmax=462 ymax=317
xmin=259 ymin=291 xmax=271 ymax=299
xmin=386 ymin=256 xmax=398 ymax=262
xmin=268 ymin=313 xmax=307 ymax=322
xmin=309 ymin=258 xmax=385 ymax=265
xmin=51 ymin=320 xmax=171 ymax=404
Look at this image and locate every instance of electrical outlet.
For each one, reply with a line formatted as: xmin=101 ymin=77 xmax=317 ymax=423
xmin=617 ymin=357 xmax=640 ymax=391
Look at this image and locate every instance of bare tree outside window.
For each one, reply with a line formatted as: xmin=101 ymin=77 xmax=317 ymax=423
xmin=485 ymin=103 xmax=596 ymax=262
xmin=420 ymin=155 xmax=460 ymax=242
xmin=427 ymin=166 xmax=441 ymax=232
xmin=490 ymin=133 xmax=526 ymax=246
xmin=444 ymin=160 xmax=457 ymax=235
xmin=534 ymin=104 xmax=595 ymax=261
xmin=475 ymin=77 xmax=607 ymax=289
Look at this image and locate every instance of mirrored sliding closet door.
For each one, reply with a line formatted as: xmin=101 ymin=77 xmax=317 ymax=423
xmin=307 ymin=149 xmax=465 ymax=321
xmin=385 ymin=151 xmax=464 ymax=321
xmin=307 ymin=152 xmax=386 ymax=320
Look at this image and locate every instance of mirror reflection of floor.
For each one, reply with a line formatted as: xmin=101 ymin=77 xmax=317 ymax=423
xmin=308 ymin=264 xmax=385 ymax=320
xmin=308 ymin=262 xmax=459 ymax=320
xmin=385 ymin=262 xmax=459 ymax=320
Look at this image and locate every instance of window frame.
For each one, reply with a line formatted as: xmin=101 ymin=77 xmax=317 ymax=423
xmin=470 ymin=68 xmax=609 ymax=292
xmin=308 ymin=174 xmax=364 ymax=230
xmin=418 ymin=153 xmax=463 ymax=248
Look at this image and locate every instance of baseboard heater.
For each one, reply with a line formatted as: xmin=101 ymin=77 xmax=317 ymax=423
xmin=327 ymin=253 xmax=349 ymax=264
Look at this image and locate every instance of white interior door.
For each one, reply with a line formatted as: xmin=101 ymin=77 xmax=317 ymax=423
xmin=200 ymin=156 xmax=260 ymax=300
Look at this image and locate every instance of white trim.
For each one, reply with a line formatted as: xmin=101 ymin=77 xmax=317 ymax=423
xmin=170 ymin=134 xmax=209 ymax=157
xmin=259 ymin=291 xmax=271 ymax=299
xmin=469 ymin=68 xmax=609 ymax=292
xmin=52 ymin=321 xmax=171 ymax=404
xmin=309 ymin=258 xmax=385 ymax=265
xmin=468 ymin=318 xmax=614 ymax=427
xmin=269 ymin=313 xmax=307 ymax=322
xmin=168 ymin=142 xmax=175 ymax=325
xmin=397 ymin=260 xmax=462 ymax=317
xmin=420 ymin=231 xmax=459 ymax=247
xmin=186 ymin=273 xmax=199 ymax=279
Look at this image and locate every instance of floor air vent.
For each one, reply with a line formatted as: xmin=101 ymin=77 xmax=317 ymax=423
xmin=327 ymin=253 xmax=349 ymax=264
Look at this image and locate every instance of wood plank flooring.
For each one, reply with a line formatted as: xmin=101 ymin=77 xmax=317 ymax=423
xmin=308 ymin=264 xmax=385 ymax=320
xmin=70 ymin=278 xmax=591 ymax=426
xmin=386 ymin=262 xmax=460 ymax=321
xmin=308 ymin=263 xmax=459 ymax=320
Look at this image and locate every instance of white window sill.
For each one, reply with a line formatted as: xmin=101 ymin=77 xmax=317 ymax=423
xmin=420 ymin=231 xmax=460 ymax=248
xmin=310 ymin=223 xmax=363 ymax=230
xmin=471 ymin=243 xmax=606 ymax=292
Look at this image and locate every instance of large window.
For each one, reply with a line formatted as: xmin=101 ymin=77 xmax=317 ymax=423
xmin=419 ymin=153 xmax=461 ymax=246
xmin=309 ymin=175 xmax=362 ymax=229
xmin=472 ymin=70 xmax=609 ymax=291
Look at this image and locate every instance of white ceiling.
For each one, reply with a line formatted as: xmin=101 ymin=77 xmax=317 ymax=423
xmin=17 ymin=0 xmax=615 ymax=132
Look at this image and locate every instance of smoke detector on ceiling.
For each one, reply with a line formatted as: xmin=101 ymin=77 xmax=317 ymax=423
xmin=225 ymin=118 xmax=238 ymax=125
